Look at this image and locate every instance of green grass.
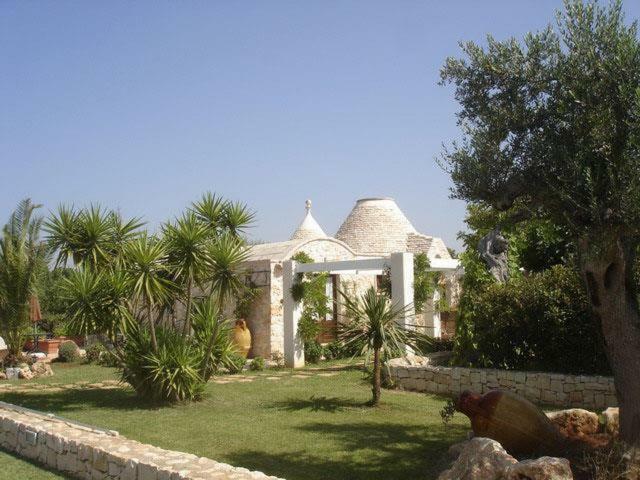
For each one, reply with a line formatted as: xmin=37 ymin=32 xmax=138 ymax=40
xmin=0 ymin=362 xmax=468 ymax=480
xmin=0 ymin=450 xmax=69 ymax=479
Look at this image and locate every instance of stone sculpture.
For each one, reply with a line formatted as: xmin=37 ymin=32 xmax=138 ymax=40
xmin=478 ymin=228 xmax=509 ymax=283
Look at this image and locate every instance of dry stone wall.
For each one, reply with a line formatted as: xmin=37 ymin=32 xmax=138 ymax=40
xmin=0 ymin=401 xmax=283 ymax=480
xmin=387 ymin=360 xmax=617 ymax=410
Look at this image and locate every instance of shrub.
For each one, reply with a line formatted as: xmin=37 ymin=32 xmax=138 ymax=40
xmin=417 ymin=337 xmax=454 ymax=354
xmin=84 ymin=343 xmax=105 ymax=364
xmin=249 ymin=356 xmax=265 ymax=371
xmin=225 ymin=352 xmax=246 ymax=374
xmin=57 ymin=340 xmax=80 ymax=362
xmin=322 ymin=341 xmax=343 ymax=360
xmin=120 ymin=327 xmax=204 ymax=403
xmin=304 ymin=340 xmax=323 ymax=363
xmin=98 ymin=350 xmax=120 ymax=368
xmin=270 ymin=351 xmax=285 ymax=369
xmin=453 ymin=265 xmax=610 ymax=375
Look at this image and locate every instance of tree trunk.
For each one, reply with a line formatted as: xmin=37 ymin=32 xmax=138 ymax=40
xmin=372 ymin=348 xmax=381 ymax=406
xmin=183 ymin=277 xmax=193 ymax=336
xmin=147 ymin=299 xmax=158 ymax=353
xmin=580 ymin=234 xmax=640 ymax=445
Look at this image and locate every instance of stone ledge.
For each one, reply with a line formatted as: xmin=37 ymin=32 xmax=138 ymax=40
xmin=388 ymin=359 xmax=617 ymax=410
xmin=0 ymin=401 xmax=284 ymax=480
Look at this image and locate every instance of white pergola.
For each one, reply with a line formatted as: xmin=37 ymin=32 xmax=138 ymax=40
xmin=282 ymin=252 xmax=459 ymax=368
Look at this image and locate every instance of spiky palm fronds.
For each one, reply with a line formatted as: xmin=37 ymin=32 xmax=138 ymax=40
xmin=0 ymin=199 xmax=48 ymax=356
xmin=61 ymin=267 xmax=133 ymax=342
xmin=338 ymin=287 xmax=427 ymax=405
xmin=123 ymin=235 xmax=177 ymax=351
xmin=205 ymin=233 xmax=251 ymax=306
xmin=163 ymin=212 xmax=210 ymax=334
xmin=45 ymin=204 xmax=143 ymax=269
xmin=191 ymin=192 xmax=226 ymax=236
xmin=191 ymin=297 xmax=238 ymax=380
xmin=222 ymin=200 xmax=256 ymax=237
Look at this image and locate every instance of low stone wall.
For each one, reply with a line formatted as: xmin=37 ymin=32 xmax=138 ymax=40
xmin=0 ymin=401 xmax=283 ymax=480
xmin=387 ymin=358 xmax=617 ymax=410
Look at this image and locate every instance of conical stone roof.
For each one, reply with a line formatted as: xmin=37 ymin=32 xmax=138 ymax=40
xmin=336 ymin=197 xmax=421 ymax=256
xmin=290 ymin=200 xmax=327 ymax=241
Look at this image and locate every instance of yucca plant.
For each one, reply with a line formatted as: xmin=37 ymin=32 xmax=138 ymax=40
xmin=191 ymin=297 xmax=238 ymax=381
xmin=0 ymin=199 xmax=48 ymax=359
xmin=123 ymin=235 xmax=176 ymax=352
xmin=45 ymin=204 xmax=143 ymax=269
xmin=339 ymin=287 xmax=428 ymax=406
xmin=61 ymin=268 xmax=133 ymax=348
xmin=163 ymin=212 xmax=209 ymax=335
xmin=120 ymin=326 xmax=204 ymax=402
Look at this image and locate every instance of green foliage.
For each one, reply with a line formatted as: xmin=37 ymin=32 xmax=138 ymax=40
xmin=225 ymin=352 xmax=246 ymax=374
xmin=339 ymin=287 xmax=429 ymax=404
xmin=84 ymin=343 xmax=106 ymax=364
xmin=45 ymin=205 xmax=142 ymax=269
xmin=233 ymin=278 xmax=260 ymax=320
xmin=440 ymin=398 xmax=457 ymax=428
xmin=190 ymin=297 xmax=239 ymax=381
xmin=249 ymin=356 xmax=265 ymax=371
xmin=120 ymin=326 xmax=204 ymax=403
xmin=454 ymin=264 xmax=610 ymax=375
xmin=46 ymin=193 xmax=254 ymax=403
xmin=270 ymin=351 xmax=285 ymax=369
xmin=0 ymin=199 xmax=48 ymax=356
xmin=57 ymin=340 xmax=80 ymax=363
xmin=304 ymin=340 xmax=323 ymax=364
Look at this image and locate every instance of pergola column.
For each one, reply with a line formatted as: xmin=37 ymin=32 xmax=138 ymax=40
xmin=390 ymin=252 xmax=415 ymax=330
xmin=283 ymin=260 xmax=304 ymax=368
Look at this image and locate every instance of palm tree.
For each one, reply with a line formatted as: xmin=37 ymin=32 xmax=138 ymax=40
xmin=163 ymin=212 xmax=209 ymax=335
xmin=61 ymin=268 xmax=133 ymax=349
xmin=45 ymin=205 xmax=143 ymax=269
xmin=0 ymin=199 xmax=48 ymax=359
xmin=200 ymin=233 xmax=250 ymax=377
xmin=339 ymin=287 xmax=426 ymax=406
xmin=123 ymin=235 xmax=176 ymax=352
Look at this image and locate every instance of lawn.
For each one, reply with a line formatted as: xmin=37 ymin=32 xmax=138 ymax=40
xmin=0 ymin=361 xmax=468 ymax=480
xmin=0 ymin=450 xmax=68 ymax=479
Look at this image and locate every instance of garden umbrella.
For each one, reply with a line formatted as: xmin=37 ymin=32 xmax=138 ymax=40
xmin=30 ymin=296 xmax=42 ymax=323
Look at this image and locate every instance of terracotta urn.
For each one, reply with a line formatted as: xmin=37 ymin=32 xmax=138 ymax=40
xmin=457 ymin=389 xmax=565 ymax=456
xmin=233 ymin=320 xmax=252 ymax=358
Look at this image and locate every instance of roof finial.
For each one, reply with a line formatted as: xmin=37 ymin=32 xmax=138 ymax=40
xmin=305 ymin=199 xmax=312 ymax=213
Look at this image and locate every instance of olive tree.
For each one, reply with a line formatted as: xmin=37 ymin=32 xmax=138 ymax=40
xmin=440 ymin=0 xmax=640 ymax=443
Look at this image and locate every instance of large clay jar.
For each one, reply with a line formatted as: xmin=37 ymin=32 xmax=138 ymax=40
xmin=457 ymin=389 xmax=565 ymax=456
xmin=233 ymin=320 xmax=252 ymax=358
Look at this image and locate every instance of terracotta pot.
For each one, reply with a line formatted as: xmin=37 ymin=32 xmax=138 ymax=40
xmin=232 ymin=320 xmax=252 ymax=358
xmin=457 ymin=389 xmax=565 ymax=456
xmin=38 ymin=338 xmax=62 ymax=356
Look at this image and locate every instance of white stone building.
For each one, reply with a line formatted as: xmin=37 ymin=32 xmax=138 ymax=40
xmin=242 ymin=197 xmax=457 ymax=358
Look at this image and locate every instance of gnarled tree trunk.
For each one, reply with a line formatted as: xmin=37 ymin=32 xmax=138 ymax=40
xmin=580 ymin=234 xmax=640 ymax=444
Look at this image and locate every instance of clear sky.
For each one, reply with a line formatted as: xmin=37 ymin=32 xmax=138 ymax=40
xmin=3 ymin=1 xmax=640 ymax=251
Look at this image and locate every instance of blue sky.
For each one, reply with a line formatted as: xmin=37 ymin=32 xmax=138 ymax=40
xmin=3 ymin=1 xmax=640 ymax=251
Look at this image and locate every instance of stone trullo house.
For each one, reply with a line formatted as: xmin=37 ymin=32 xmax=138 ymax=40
xmin=242 ymin=197 xmax=458 ymax=359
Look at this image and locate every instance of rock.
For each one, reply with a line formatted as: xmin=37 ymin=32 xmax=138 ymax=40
xmin=447 ymin=440 xmax=469 ymax=459
xmin=504 ymin=456 xmax=573 ymax=479
xmin=602 ymin=407 xmax=619 ymax=437
xmin=5 ymin=367 xmax=20 ymax=379
xmin=546 ymin=408 xmax=599 ymax=437
xmin=18 ymin=367 xmax=34 ymax=380
xmin=437 ymin=437 xmax=517 ymax=480
xmin=0 ymin=371 xmax=5 ymax=380
xmin=30 ymin=362 xmax=53 ymax=378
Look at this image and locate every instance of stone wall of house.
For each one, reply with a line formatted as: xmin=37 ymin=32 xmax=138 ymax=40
xmin=0 ymin=401 xmax=283 ymax=480
xmin=387 ymin=360 xmax=617 ymax=410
